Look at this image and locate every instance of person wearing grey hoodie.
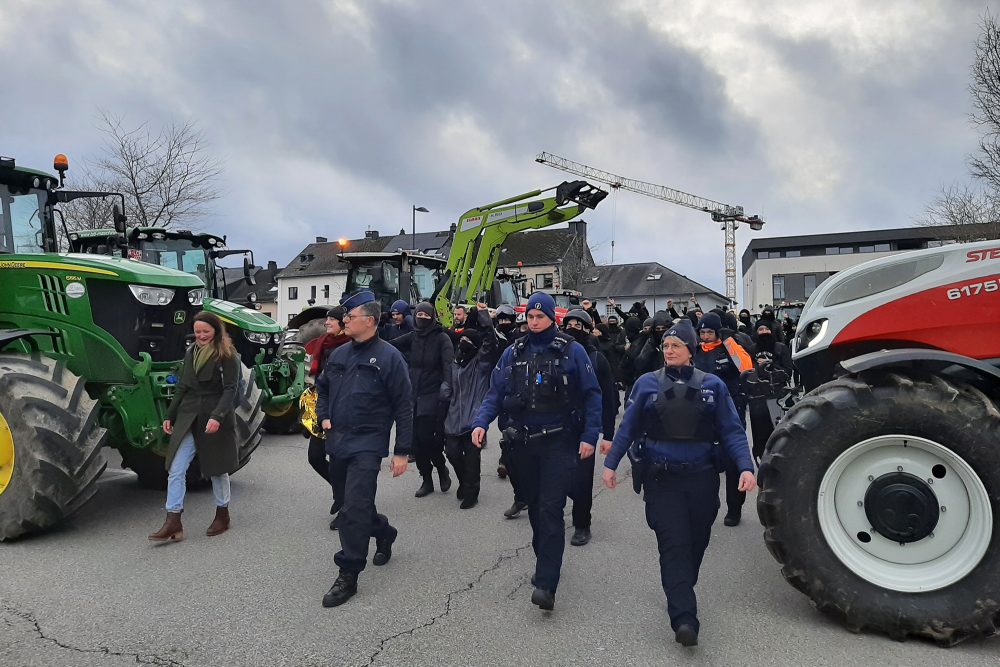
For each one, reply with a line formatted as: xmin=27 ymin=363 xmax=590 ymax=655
xmin=442 ymin=305 xmax=501 ymax=508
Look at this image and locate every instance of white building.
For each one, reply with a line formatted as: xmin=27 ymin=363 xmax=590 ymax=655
xmin=577 ymin=261 xmax=728 ymax=318
xmin=742 ymin=226 xmax=963 ymax=312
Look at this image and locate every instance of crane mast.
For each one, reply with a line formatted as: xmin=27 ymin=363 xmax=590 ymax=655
xmin=535 ymin=151 xmax=764 ymax=306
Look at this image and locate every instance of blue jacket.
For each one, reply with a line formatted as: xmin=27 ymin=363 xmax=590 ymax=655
xmin=604 ymin=365 xmax=753 ymax=473
xmin=472 ymin=325 xmax=602 ymax=445
xmin=316 ymin=334 xmax=413 ymax=458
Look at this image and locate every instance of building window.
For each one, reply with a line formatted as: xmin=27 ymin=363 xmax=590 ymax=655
xmin=874 ymin=243 xmax=891 ymax=252
xmin=310 ymin=285 xmax=317 ymax=299
xmin=536 ymin=273 xmax=553 ymax=289
xmin=288 ymin=314 xmax=295 ymax=323
xmin=786 ymin=249 xmax=801 ymax=258
xmin=859 ymin=245 xmax=875 ymax=253
xmin=323 ymin=284 xmax=330 ymax=298
xmin=288 ymin=286 xmax=298 ymax=300
xmin=839 ymin=246 xmax=853 ymax=254
xmin=772 ymin=275 xmax=785 ymax=300
xmin=804 ymin=274 xmax=817 ymax=298
xmin=825 ymin=247 xmax=839 ymax=255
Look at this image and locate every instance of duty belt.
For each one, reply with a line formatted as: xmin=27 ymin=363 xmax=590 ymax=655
xmin=499 ymin=425 xmax=566 ymax=447
xmin=647 ymin=461 xmax=715 ymax=475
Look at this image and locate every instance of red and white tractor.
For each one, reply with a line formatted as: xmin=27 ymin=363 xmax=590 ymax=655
xmin=758 ymin=239 xmax=1000 ymax=646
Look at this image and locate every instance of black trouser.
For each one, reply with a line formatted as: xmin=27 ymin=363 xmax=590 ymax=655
xmin=499 ymin=445 xmax=525 ymax=503
xmin=334 ymin=452 xmax=396 ymax=575
xmin=445 ymin=433 xmax=481 ymax=501
xmin=570 ymin=451 xmax=596 ymax=530
xmin=724 ymin=396 xmax=749 ymax=516
xmin=506 ymin=435 xmax=577 ymax=593
xmin=308 ymin=435 xmax=348 ymax=511
xmin=643 ymin=468 xmax=720 ymax=633
xmin=413 ymin=414 xmax=448 ymax=480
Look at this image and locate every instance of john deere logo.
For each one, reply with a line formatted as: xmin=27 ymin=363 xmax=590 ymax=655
xmin=173 ymin=311 xmax=186 ymax=325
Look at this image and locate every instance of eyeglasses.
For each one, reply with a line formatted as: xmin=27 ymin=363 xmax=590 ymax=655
xmin=344 ymin=313 xmax=373 ymax=322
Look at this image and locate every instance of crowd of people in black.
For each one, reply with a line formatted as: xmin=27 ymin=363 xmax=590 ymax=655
xmin=303 ymin=289 xmax=793 ymax=647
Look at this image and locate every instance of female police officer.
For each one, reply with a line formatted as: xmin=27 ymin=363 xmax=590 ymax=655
xmin=601 ymin=318 xmax=756 ymax=647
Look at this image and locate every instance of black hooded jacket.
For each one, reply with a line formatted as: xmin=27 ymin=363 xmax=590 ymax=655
xmin=565 ymin=328 xmax=620 ymax=440
xmin=390 ymin=319 xmax=455 ymax=416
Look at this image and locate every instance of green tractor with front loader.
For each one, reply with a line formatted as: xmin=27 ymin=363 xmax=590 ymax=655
xmin=68 ymin=227 xmax=307 ymax=434
xmin=0 ymin=155 xmax=264 ymax=540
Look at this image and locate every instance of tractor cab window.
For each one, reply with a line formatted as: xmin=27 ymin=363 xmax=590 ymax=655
xmin=410 ymin=262 xmax=441 ymax=301
xmin=139 ymin=238 xmax=210 ymax=287
xmin=496 ymin=279 xmax=518 ymax=307
xmin=0 ymin=186 xmax=47 ymax=254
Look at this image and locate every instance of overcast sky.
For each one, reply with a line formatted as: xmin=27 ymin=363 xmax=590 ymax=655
xmin=2 ymin=0 xmax=989 ymax=299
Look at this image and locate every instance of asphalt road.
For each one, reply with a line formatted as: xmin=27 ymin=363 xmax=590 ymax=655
xmin=1 ymin=427 xmax=997 ymax=667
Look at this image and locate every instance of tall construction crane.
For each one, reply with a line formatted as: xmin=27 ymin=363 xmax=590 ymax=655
xmin=535 ymin=151 xmax=764 ymax=306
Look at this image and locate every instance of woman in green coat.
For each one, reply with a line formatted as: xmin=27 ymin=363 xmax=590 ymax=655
xmin=149 ymin=312 xmax=241 ymax=542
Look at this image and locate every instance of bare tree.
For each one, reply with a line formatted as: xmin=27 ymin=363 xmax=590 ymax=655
xmin=919 ymin=12 xmax=1000 ymax=240
xmin=63 ymin=111 xmax=221 ymax=231
xmin=918 ymin=183 xmax=1000 ymax=241
xmin=970 ymin=11 xmax=1000 ymax=191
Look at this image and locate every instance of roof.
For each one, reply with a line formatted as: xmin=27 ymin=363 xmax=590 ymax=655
xmin=739 ymin=223 xmax=990 ymax=275
xmin=279 ymin=224 xmax=587 ymax=278
xmin=275 ymin=236 xmax=386 ymax=279
xmin=225 ymin=264 xmax=280 ymax=304
xmin=576 ymin=262 xmax=726 ymax=301
xmin=496 ymin=228 xmax=583 ymax=267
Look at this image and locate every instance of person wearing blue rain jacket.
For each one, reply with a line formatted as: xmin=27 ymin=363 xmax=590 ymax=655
xmin=472 ymin=292 xmax=602 ymax=613
xmin=602 ymin=318 xmax=756 ymax=648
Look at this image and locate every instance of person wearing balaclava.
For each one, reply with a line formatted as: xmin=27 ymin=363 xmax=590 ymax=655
xmin=635 ymin=310 xmax=673 ymax=376
xmin=493 ymin=304 xmax=521 ymax=350
xmin=442 ymin=304 xmax=503 ymax=509
xmin=472 ymin=292 xmax=602 ymax=612
xmin=562 ymin=309 xmax=619 ymax=547
xmin=390 ymin=301 xmax=454 ymax=498
xmin=601 ymin=318 xmax=756 ymax=647
xmin=753 ymin=307 xmax=783 ymax=344
xmin=381 ymin=299 xmax=414 ymax=342
xmin=693 ymin=311 xmax=754 ymax=528
xmin=737 ymin=309 xmax=754 ymax=334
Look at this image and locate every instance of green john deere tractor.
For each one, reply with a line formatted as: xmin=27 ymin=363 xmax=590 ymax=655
xmin=68 ymin=227 xmax=306 ymax=434
xmin=0 ymin=155 xmax=264 ymax=540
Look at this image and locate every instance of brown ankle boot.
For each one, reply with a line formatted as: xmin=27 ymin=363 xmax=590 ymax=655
xmin=148 ymin=512 xmax=184 ymax=542
xmin=206 ymin=506 xmax=230 ymax=536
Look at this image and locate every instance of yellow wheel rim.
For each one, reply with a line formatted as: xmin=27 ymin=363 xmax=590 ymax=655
xmin=0 ymin=410 xmax=13 ymax=498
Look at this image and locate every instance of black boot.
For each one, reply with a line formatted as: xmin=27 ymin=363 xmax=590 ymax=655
xmin=674 ymin=624 xmax=698 ymax=647
xmin=438 ymin=466 xmax=452 ymax=493
xmin=373 ymin=527 xmax=397 ymax=566
xmin=570 ymin=527 xmax=591 ymax=546
xmin=503 ymin=500 xmax=527 ymax=519
xmin=456 ymin=485 xmax=465 ymax=501
xmin=723 ymin=511 xmax=741 ymax=527
xmin=322 ymin=571 xmax=358 ymax=607
xmin=415 ymin=476 xmax=434 ymax=498
xmin=460 ymin=496 xmax=478 ymax=510
xmin=531 ymin=587 xmax=555 ymax=611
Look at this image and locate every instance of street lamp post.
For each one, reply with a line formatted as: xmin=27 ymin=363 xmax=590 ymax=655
xmin=412 ymin=205 xmax=429 ymax=250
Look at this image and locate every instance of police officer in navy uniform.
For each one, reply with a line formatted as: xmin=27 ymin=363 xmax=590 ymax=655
xmin=602 ymin=319 xmax=756 ymax=647
xmin=316 ymin=290 xmax=412 ymax=607
xmin=472 ymin=293 xmax=602 ymax=611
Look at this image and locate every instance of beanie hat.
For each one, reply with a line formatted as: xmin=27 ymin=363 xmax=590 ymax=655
xmin=326 ymin=305 xmax=346 ymax=325
xmin=663 ymin=318 xmax=698 ymax=356
xmin=390 ymin=299 xmax=410 ymax=316
xmin=642 ymin=317 xmax=654 ymax=329
xmin=414 ymin=302 xmax=436 ymax=321
xmin=525 ymin=292 xmax=557 ymax=322
xmin=460 ymin=329 xmax=482 ymax=348
xmin=698 ymin=311 xmax=723 ymax=335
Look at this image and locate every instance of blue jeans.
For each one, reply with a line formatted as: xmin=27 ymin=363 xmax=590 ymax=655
xmin=165 ymin=432 xmax=231 ymax=512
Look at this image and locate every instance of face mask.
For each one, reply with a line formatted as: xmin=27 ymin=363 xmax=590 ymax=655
xmin=458 ymin=339 xmax=479 ymax=356
xmin=566 ymin=328 xmax=590 ymax=344
xmin=414 ymin=317 xmax=431 ymax=330
xmin=497 ymin=321 xmax=515 ymax=334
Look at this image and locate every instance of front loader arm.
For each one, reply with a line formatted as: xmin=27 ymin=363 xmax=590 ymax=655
xmin=434 ymin=181 xmax=606 ymax=326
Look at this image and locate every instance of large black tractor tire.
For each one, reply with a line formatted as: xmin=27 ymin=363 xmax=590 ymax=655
xmin=122 ymin=363 xmax=265 ymax=489
xmin=757 ymin=370 xmax=1000 ymax=646
xmin=0 ymin=355 xmax=108 ymax=540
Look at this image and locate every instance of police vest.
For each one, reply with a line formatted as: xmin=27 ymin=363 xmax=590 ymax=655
xmin=643 ymin=367 xmax=716 ymax=441
xmin=503 ymin=332 xmax=576 ymax=415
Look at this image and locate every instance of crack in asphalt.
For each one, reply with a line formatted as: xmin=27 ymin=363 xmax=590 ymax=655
xmin=362 ymin=542 xmax=533 ymax=667
xmin=0 ymin=600 xmax=186 ymax=666
xmin=363 ymin=461 xmax=634 ymax=665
